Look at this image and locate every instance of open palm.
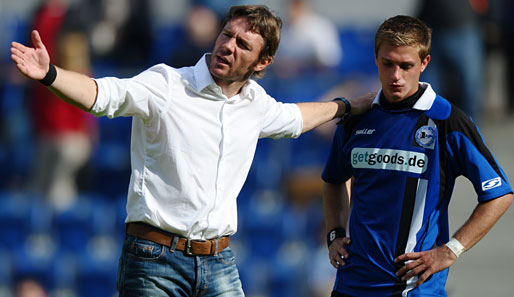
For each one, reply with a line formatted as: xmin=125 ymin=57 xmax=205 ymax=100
xmin=10 ymin=30 xmax=50 ymax=80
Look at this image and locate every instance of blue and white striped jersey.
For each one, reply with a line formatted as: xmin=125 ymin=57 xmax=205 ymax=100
xmin=322 ymin=83 xmax=512 ymax=297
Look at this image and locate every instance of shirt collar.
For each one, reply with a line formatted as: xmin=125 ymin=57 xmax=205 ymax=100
xmin=372 ymin=82 xmax=436 ymax=111
xmin=193 ymin=54 xmax=256 ymax=101
xmin=194 ymin=54 xmax=217 ymax=93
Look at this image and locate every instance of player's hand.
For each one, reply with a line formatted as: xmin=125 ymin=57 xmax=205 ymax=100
xmin=328 ymin=237 xmax=351 ymax=269
xmin=347 ymin=92 xmax=376 ymax=115
xmin=10 ymin=30 xmax=51 ymax=81
xmin=394 ymin=245 xmax=457 ymax=287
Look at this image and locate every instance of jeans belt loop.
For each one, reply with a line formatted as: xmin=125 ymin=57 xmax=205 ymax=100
xmin=169 ymin=236 xmax=179 ymax=253
xmin=185 ymin=239 xmax=193 ymax=256
xmin=214 ymin=238 xmax=219 ymax=256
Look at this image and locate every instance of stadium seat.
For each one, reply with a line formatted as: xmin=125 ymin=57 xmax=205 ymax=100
xmin=0 ymin=193 xmax=30 ymax=250
xmin=52 ymin=198 xmax=93 ymax=253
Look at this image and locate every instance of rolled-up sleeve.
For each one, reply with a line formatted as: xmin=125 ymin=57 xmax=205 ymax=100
xmin=258 ymin=94 xmax=303 ymax=139
xmin=90 ymin=64 xmax=171 ymax=120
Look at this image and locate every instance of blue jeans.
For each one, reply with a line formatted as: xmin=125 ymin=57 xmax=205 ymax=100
xmin=117 ymin=235 xmax=244 ymax=297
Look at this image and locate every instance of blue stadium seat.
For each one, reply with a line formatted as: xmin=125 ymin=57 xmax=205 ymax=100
xmin=0 ymin=193 xmax=30 ymax=250
xmin=52 ymin=199 xmax=93 ymax=253
xmin=75 ymin=236 xmax=119 ymax=297
xmin=0 ymin=249 xmax=13 ymax=287
xmin=13 ymin=232 xmax=57 ymax=290
xmin=337 ymin=27 xmax=377 ymax=76
xmin=27 ymin=197 xmax=54 ymax=234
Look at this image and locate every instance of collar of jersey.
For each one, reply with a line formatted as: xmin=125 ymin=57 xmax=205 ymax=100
xmin=372 ymin=82 xmax=436 ymax=111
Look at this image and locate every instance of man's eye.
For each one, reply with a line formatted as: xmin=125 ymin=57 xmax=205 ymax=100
xmin=237 ymin=40 xmax=249 ymax=50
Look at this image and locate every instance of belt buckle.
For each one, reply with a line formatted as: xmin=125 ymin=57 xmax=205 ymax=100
xmin=185 ymin=239 xmax=208 ymax=256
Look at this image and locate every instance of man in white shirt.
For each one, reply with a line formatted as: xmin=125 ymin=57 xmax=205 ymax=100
xmin=11 ymin=5 xmax=373 ymax=297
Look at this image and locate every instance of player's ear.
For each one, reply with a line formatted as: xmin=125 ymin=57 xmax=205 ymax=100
xmin=420 ymin=54 xmax=430 ymax=72
xmin=253 ymin=56 xmax=273 ymax=72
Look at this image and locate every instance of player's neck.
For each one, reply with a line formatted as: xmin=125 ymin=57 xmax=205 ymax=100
xmin=380 ymin=84 xmax=426 ymax=110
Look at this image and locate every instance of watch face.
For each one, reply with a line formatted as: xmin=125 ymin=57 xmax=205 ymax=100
xmin=330 ymin=231 xmax=336 ymax=241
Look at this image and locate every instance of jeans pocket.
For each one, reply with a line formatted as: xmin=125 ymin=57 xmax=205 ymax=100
xmin=125 ymin=236 xmax=166 ymax=261
xmin=218 ymin=247 xmax=236 ymax=265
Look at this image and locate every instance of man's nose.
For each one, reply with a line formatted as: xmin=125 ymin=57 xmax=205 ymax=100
xmin=221 ymin=37 xmax=236 ymax=53
xmin=392 ymin=66 xmax=401 ymax=81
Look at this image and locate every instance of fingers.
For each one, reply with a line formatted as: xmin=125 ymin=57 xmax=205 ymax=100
xmin=11 ymin=41 xmax=27 ymax=55
xmin=329 ymin=255 xmax=342 ymax=269
xmin=395 ymin=252 xmax=423 ymax=277
xmin=328 ymin=237 xmax=352 ymax=269
xmin=31 ymin=30 xmax=45 ymax=50
xmin=329 ymin=251 xmax=347 ymax=268
xmin=349 ymin=92 xmax=376 ymax=114
xmin=395 ymin=251 xmax=418 ymax=263
xmin=415 ymin=270 xmax=432 ymax=287
xmin=396 ymin=260 xmax=427 ymax=281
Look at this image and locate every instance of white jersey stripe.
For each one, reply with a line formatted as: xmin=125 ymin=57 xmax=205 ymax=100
xmin=402 ymin=178 xmax=428 ymax=297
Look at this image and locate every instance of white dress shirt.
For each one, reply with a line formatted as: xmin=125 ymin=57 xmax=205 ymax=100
xmin=90 ymin=55 xmax=303 ymax=240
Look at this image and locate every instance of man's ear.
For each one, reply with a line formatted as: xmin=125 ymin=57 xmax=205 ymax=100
xmin=420 ymin=54 xmax=431 ymax=72
xmin=253 ymin=56 xmax=273 ymax=72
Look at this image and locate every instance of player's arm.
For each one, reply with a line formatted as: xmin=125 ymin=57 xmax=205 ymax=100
xmin=10 ymin=30 xmax=97 ymax=111
xmin=395 ymin=193 xmax=513 ymax=287
xmin=323 ymin=178 xmax=352 ymax=268
xmin=297 ymin=93 xmax=374 ymax=133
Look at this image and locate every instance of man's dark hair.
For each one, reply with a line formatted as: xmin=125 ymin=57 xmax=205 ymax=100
xmin=221 ymin=5 xmax=282 ymax=78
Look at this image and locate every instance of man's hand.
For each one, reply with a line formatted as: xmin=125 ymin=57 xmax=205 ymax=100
xmin=329 ymin=237 xmax=351 ymax=269
xmin=10 ymin=30 xmax=50 ymax=80
xmin=394 ymin=245 xmax=457 ymax=287
xmin=347 ymin=92 xmax=376 ymax=115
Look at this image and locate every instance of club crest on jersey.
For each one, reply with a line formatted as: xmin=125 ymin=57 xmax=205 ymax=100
xmin=415 ymin=126 xmax=436 ymax=148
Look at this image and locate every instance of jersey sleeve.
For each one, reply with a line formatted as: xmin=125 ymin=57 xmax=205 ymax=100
xmin=445 ymin=107 xmax=512 ymax=202
xmin=322 ymin=123 xmax=353 ymax=184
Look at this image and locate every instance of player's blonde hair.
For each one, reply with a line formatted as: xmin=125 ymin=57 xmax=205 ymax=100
xmin=375 ymin=15 xmax=432 ymax=61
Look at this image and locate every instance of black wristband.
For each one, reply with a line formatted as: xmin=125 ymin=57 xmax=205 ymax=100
xmin=39 ymin=64 xmax=57 ymax=86
xmin=333 ymin=97 xmax=351 ymax=122
xmin=327 ymin=227 xmax=346 ymax=247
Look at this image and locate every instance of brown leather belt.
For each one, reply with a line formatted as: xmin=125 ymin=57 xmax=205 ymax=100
xmin=126 ymin=222 xmax=230 ymax=256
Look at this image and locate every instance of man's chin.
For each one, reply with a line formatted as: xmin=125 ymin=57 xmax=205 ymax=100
xmin=209 ymin=67 xmax=228 ymax=79
xmin=384 ymin=91 xmax=406 ymax=102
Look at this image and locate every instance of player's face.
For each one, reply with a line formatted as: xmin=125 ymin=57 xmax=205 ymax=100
xmin=208 ymin=17 xmax=272 ymax=85
xmin=375 ymin=43 xmax=430 ymax=102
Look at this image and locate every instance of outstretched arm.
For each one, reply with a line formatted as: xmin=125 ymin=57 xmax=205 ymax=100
xmin=395 ymin=193 xmax=513 ymax=287
xmin=297 ymin=93 xmax=375 ymax=133
xmin=10 ymin=30 xmax=97 ymax=111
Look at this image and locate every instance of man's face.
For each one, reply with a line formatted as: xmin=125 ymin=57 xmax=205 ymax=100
xmin=375 ymin=43 xmax=430 ymax=102
xmin=208 ymin=17 xmax=271 ymax=84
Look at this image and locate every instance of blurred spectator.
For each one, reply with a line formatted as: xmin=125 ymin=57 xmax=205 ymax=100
xmin=169 ymin=5 xmax=220 ymax=68
xmin=273 ymin=0 xmax=342 ymax=77
xmin=192 ymin=0 xmax=249 ymax=19
xmin=89 ymin=0 xmax=152 ymax=70
xmin=27 ymin=0 xmax=97 ymax=210
xmin=417 ymin=0 xmax=485 ymax=119
xmin=14 ymin=277 xmax=47 ymax=297
xmin=485 ymin=0 xmax=514 ymax=115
